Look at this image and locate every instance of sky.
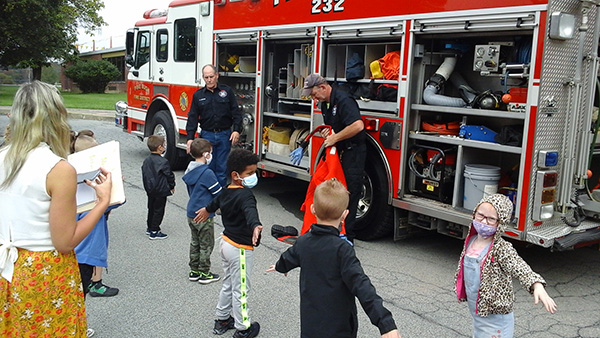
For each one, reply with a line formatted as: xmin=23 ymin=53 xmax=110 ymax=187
xmin=76 ymin=0 xmax=169 ymax=52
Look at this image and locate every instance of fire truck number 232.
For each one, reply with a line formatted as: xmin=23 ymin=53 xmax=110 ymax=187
xmin=115 ymin=0 xmax=600 ymax=250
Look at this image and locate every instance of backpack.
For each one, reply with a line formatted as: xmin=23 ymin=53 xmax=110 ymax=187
xmin=345 ymin=52 xmax=365 ymax=81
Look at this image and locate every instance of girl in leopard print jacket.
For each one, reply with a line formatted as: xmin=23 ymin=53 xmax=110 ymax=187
xmin=455 ymin=194 xmax=557 ymax=337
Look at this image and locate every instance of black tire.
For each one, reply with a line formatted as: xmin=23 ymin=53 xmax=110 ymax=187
xmin=150 ymin=110 xmax=189 ymax=170
xmin=353 ymin=152 xmax=394 ymax=240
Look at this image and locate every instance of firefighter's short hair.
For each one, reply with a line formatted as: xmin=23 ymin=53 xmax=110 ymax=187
xmin=313 ymin=178 xmax=349 ymax=222
xmin=147 ymin=135 xmax=165 ymax=152
xmin=190 ymin=138 xmax=212 ymax=159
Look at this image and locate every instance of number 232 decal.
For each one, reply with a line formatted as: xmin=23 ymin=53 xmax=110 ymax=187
xmin=311 ymin=0 xmax=345 ymax=14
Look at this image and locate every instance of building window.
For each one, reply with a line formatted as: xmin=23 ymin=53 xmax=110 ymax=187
xmin=157 ymin=29 xmax=168 ymax=62
xmin=175 ymin=18 xmax=196 ymax=62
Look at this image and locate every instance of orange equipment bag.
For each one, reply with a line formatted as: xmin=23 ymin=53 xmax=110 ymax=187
xmin=378 ymin=51 xmax=401 ymax=82
xmin=300 ymin=146 xmax=347 ymax=235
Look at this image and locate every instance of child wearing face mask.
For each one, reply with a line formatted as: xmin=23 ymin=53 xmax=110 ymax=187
xmin=195 ymin=148 xmax=263 ymax=338
xmin=182 ymin=138 xmax=223 ymax=284
xmin=455 ymin=194 xmax=557 ymax=338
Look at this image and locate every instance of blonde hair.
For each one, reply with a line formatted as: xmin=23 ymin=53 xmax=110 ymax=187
xmin=1 ymin=81 xmax=71 ymax=189
xmin=313 ymin=178 xmax=349 ymax=222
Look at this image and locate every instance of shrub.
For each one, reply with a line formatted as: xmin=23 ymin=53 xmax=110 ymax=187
xmin=65 ymin=60 xmax=121 ymax=93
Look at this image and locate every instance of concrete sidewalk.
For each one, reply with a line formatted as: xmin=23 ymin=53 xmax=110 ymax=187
xmin=0 ymin=106 xmax=115 ymax=122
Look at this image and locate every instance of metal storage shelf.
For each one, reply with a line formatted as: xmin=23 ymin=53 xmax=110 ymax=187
xmin=324 ymin=77 xmax=398 ymax=85
xmin=358 ymin=100 xmax=398 ymax=112
xmin=218 ymin=71 xmax=256 ymax=78
xmin=411 ymin=104 xmax=526 ymax=120
xmin=279 ymin=98 xmax=312 ymax=106
xmin=264 ymin=111 xmax=311 ymax=122
xmin=409 ymin=133 xmax=522 ymax=154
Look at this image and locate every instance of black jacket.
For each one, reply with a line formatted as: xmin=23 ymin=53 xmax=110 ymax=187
xmin=206 ymin=187 xmax=261 ymax=247
xmin=275 ymin=224 xmax=397 ymax=338
xmin=141 ymin=153 xmax=175 ymax=197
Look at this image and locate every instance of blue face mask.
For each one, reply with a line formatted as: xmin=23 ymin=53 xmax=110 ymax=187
xmin=239 ymin=173 xmax=258 ymax=188
xmin=472 ymin=220 xmax=497 ymax=238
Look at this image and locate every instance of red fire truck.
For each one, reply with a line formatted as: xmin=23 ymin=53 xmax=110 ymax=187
xmin=115 ymin=0 xmax=600 ymax=249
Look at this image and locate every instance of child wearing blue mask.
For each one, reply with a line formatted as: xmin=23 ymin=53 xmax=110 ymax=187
xmin=455 ymin=193 xmax=557 ymax=338
xmin=182 ymin=138 xmax=222 ymax=284
xmin=195 ymin=148 xmax=263 ymax=338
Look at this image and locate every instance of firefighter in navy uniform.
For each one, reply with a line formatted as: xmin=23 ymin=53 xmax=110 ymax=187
xmin=186 ymin=64 xmax=242 ymax=187
xmin=301 ymin=74 xmax=366 ymax=243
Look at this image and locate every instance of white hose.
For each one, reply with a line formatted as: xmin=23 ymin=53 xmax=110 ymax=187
xmin=423 ymin=85 xmax=467 ymax=107
xmin=423 ymin=56 xmax=471 ymax=107
xmin=436 ymin=57 xmax=457 ymax=80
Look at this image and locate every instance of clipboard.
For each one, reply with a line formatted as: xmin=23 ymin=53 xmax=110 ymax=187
xmin=68 ymin=140 xmax=126 ymax=213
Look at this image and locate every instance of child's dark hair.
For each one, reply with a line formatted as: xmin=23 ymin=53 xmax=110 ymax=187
xmin=227 ymin=148 xmax=259 ymax=176
xmin=147 ymin=135 xmax=165 ymax=152
xmin=190 ymin=138 xmax=212 ymax=159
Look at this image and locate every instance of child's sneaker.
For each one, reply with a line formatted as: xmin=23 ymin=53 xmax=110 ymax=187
xmin=149 ymin=231 xmax=168 ymax=240
xmin=198 ymin=272 xmax=220 ymax=284
xmin=189 ymin=270 xmax=201 ymax=281
xmin=86 ymin=328 xmax=95 ymax=337
xmin=213 ymin=316 xmax=235 ymax=335
xmin=88 ymin=281 xmax=119 ymax=297
xmin=232 ymin=322 xmax=260 ymax=338
xmin=145 ymin=228 xmax=150 ymax=235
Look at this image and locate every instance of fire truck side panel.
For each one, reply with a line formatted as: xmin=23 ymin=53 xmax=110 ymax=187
xmin=523 ymin=0 xmax=600 ymax=248
xmin=212 ymin=1 xmax=547 ymax=30
xmin=116 ymin=0 xmax=600 ymax=248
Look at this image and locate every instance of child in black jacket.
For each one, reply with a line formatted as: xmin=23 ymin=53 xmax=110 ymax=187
xmin=141 ymin=135 xmax=175 ymax=240
xmin=195 ymin=148 xmax=263 ymax=338
xmin=267 ymin=178 xmax=401 ymax=338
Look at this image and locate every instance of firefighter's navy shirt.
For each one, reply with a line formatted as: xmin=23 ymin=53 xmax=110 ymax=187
xmin=186 ymin=83 xmax=242 ymax=139
xmin=319 ymin=87 xmax=366 ymax=150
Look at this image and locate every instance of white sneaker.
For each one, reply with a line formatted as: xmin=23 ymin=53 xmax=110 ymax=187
xmin=86 ymin=328 xmax=95 ymax=337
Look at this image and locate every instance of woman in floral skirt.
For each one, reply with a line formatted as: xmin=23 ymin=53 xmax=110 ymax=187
xmin=0 ymin=81 xmax=112 ymax=337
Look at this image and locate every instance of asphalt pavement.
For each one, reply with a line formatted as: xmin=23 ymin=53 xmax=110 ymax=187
xmin=1 ymin=114 xmax=600 ymax=338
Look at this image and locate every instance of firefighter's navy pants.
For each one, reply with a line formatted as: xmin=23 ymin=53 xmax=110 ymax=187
xmin=341 ymin=142 xmax=366 ymax=242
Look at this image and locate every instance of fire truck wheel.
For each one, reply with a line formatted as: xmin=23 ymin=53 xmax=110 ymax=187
xmin=353 ymin=153 xmax=394 ymax=240
xmin=151 ymin=110 xmax=189 ymax=170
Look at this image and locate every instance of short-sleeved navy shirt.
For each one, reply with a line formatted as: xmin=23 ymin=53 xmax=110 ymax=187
xmin=319 ymin=87 xmax=365 ymax=148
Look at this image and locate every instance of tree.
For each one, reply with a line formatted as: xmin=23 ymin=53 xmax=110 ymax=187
xmin=0 ymin=0 xmax=104 ymax=80
xmin=41 ymin=63 xmax=61 ymax=84
xmin=64 ymin=59 xmax=120 ymax=93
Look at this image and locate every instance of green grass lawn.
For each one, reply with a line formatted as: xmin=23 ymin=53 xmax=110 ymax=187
xmin=0 ymin=85 xmax=126 ymax=111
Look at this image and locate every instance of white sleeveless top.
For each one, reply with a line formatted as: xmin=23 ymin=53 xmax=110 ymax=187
xmin=0 ymin=143 xmax=63 ymax=282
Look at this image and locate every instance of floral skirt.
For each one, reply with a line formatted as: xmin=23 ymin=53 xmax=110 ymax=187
xmin=0 ymin=248 xmax=87 ymax=337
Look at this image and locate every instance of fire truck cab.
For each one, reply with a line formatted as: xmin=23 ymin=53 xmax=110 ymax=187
xmin=116 ymin=0 xmax=600 ymax=249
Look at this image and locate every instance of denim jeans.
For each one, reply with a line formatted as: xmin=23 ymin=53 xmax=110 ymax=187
xmin=200 ymin=129 xmax=232 ymax=187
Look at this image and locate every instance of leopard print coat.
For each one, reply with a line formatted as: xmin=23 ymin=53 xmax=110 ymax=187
xmin=454 ymin=194 xmax=546 ymax=317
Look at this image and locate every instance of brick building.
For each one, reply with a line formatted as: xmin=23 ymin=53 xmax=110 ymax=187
xmin=61 ymin=47 xmax=128 ymax=93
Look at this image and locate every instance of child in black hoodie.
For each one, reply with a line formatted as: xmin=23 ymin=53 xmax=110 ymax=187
xmin=267 ymin=178 xmax=401 ymax=338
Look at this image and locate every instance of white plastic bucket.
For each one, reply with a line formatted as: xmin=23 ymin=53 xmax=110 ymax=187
xmin=463 ymin=164 xmax=501 ymax=210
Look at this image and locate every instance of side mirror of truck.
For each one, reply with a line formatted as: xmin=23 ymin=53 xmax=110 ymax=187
xmin=125 ymin=54 xmax=134 ymax=67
